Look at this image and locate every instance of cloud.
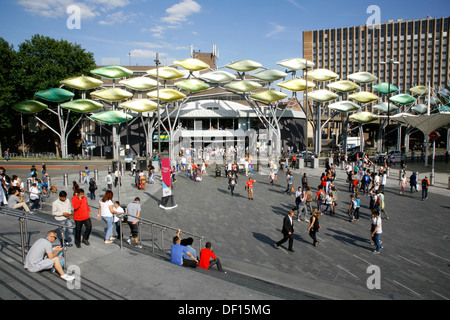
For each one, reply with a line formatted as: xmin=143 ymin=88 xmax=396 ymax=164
xmin=88 ymin=0 xmax=131 ymax=12
xmin=161 ymin=0 xmax=201 ymax=24
xmin=98 ymin=10 xmax=137 ymax=25
xmin=129 ymin=49 xmax=164 ymax=59
xmin=17 ymin=0 xmax=99 ymax=19
xmin=266 ymin=23 xmax=286 ymax=38
xmin=16 ymin=0 xmax=132 ymax=20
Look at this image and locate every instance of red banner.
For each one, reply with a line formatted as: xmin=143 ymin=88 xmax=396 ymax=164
xmin=161 ymin=158 xmax=171 ymax=192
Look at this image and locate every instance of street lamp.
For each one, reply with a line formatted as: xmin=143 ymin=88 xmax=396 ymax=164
xmin=154 ymin=53 xmax=161 ymax=156
xmin=378 ymin=59 xmax=399 ymax=152
xmin=302 ymin=66 xmax=312 ymax=157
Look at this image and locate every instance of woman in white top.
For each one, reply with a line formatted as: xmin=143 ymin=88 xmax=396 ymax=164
xmin=29 ymin=183 xmax=41 ymax=210
xmin=399 ymin=173 xmax=407 ymax=195
xmin=97 ymin=190 xmax=117 ymax=243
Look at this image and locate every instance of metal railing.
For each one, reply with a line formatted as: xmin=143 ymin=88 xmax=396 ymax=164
xmin=119 ymin=213 xmax=205 ymax=253
xmin=0 ymin=206 xmax=74 ymax=269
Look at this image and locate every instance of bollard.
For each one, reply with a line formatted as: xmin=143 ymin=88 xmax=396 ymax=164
xmin=94 ymin=169 xmax=98 ymax=182
xmin=79 ymin=171 xmax=83 ymax=184
xmin=299 ymin=158 xmax=304 ymax=169
xmin=63 ymin=174 xmax=68 ymax=187
xmin=448 ymin=176 xmax=450 ymax=190
xmin=26 ymin=178 xmax=32 ymax=192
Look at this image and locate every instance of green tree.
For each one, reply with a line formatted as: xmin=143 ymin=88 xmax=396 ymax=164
xmin=1 ymin=34 xmax=97 ymax=155
xmin=0 ymin=38 xmax=20 ymax=129
xmin=16 ymin=34 xmax=96 ymax=98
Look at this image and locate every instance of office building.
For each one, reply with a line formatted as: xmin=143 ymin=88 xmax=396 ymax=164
xmin=303 ymin=16 xmax=449 ymax=149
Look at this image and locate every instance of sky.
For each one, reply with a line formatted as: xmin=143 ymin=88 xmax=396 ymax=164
xmin=1 ymin=0 xmax=449 ymax=70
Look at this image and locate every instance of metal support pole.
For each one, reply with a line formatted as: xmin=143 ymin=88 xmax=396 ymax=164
xmin=61 ymin=226 xmax=66 ymax=271
xmin=151 ymin=224 xmax=155 ymax=253
xmin=155 ymin=53 xmax=161 ymax=155
xmin=431 ymin=140 xmax=436 ymax=185
xmin=119 ymin=217 xmax=123 ymax=250
xmin=19 ymin=217 xmax=26 ymax=263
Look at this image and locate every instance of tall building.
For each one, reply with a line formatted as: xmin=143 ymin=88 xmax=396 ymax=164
xmin=304 ymin=16 xmax=449 ymax=91
xmin=303 ymin=16 xmax=450 ymax=149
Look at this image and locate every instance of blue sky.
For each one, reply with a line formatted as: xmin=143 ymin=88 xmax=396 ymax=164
xmin=1 ymin=0 xmax=449 ymax=70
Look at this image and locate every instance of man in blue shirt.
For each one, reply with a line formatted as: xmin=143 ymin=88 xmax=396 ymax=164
xmin=170 ymin=229 xmax=198 ymax=268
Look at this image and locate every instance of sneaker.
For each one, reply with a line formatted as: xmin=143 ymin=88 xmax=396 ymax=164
xmin=126 ymin=239 xmax=132 ymax=245
xmin=135 ymin=244 xmax=143 ymax=249
xmin=61 ymin=274 xmax=75 ymax=282
xmin=104 ymin=240 xmax=112 ymax=244
xmin=372 ymin=250 xmax=380 ymax=254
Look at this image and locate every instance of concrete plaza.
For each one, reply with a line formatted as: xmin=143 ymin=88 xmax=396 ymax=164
xmin=0 ymin=158 xmax=449 ymax=300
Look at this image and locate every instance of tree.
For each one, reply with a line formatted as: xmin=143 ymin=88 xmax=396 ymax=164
xmin=0 ymin=38 xmax=20 ymax=129
xmin=0 ymin=34 xmax=97 ymax=156
xmin=16 ymin=34 xmax=96 ymax=97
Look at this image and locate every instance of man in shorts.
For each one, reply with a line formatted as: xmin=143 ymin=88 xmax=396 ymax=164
xmin=125 ymin=197 xmax=143 ymax=248
xmin=246 ymin=177 xmax=255 ymax=200
xmin=24 ymin=230 xmax=75 ymax=282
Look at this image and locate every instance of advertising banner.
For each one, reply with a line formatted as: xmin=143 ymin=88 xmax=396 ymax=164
xmin=161 ymin=158 xmax=172 ymax=196
xmin=160 ymin=158 xmax=177 ymax=209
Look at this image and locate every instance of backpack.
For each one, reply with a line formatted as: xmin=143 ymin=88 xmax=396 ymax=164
xmin=319 ymin=190 xmax=325 ymax=201
xmin=421 ymin=179 xmax=428 ymax=188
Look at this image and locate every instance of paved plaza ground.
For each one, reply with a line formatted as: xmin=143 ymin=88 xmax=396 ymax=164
xmin=0 ymin=158 xmax=449 ymax=301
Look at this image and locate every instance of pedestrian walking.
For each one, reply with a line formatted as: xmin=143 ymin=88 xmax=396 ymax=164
xmin=348 ymin=194 xmax=357 ymax=222
xmin=305 ymin=185 xmax=313 ymax=215
xmin=82 ymin=167 xmax=90 ymax=185
xmin=125 ymin=197 xmax=142 ymax=248
xmin=399 ymin=172 xmax=406 ymax=195
xmin=301 ymin=173 xmax=308 ymax=191
xmin=275 ymin=209 xmax=295 ymax=252
xmin=285 ymin=170 xmax=293 ymax=195
xmin=376 ymin=190 xmax=389 ymax=220
xmin=228 ymin=173 xmax=237 ymax=196
xmin=371 ymin=209 xmax=383 ymax=254
xmin=88 ymin=178 xmax=97 ymax=200
xmin=409 ymin=172 xmax=418 ymax=193
xmin=315 ymin=185 xmax=326 ymax=213
xmin=295 ymin=187 xmax=308 ymax=221
xmin=307 ymin=209 xmax=321 ymax=247
xmin=105 ymin=172 xmax=113 ymax=190
xmin=421 ymin=176 xmax=430 ymax=200
xmin=246 ymin=177 xmax=255 ymax=200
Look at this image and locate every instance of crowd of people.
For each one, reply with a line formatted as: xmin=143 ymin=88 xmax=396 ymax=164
xmin=0 ymin=150 xmax=438 ymax=282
